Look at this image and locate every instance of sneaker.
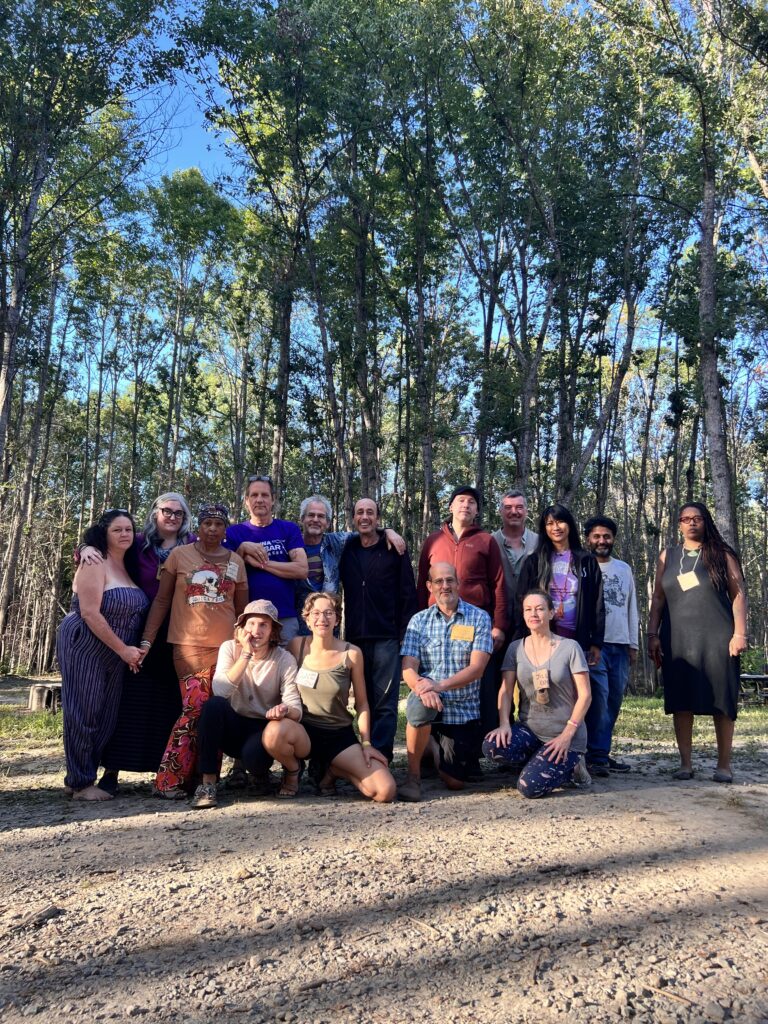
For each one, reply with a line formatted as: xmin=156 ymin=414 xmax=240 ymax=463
xmin=190 ymin=783 xmax=218 ymax=809
xmin=398 ymin=774 xmax=422 ymax=802
xmin=586 ymin=761 xmax=610 ymax=778
xmin=152 ymin=785 xmax=188 ymax=800
xmin=607 ymin=757 xmax=631 ymax=773
xmin=571 ymin=756 xmax=592 ymax=787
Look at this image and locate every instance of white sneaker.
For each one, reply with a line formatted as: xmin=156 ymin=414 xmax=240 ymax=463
xmin=571 ymin=755 xmax=592 ymax=787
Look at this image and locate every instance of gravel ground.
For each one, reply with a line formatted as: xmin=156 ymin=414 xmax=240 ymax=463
xmin=1 ymin=720 xmax=768 ymax=1024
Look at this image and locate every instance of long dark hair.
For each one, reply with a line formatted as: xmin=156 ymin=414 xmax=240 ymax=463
xmin=81 ymin=509 xmax=139 ymax=582
xmin=678 ymin=502 xmax=739 ymax=591
xmin=531 ymin=503 xmax=583 ymax=590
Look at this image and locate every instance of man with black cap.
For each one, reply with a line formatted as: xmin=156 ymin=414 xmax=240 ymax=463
xmin=416 ymin=486 xmax=508 ymax=740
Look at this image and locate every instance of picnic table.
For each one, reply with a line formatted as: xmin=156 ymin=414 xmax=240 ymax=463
xmin=739 ymin=674 xmax=768 ymax=707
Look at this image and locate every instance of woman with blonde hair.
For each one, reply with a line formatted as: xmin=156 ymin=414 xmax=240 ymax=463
xmin=287 ymin=592 xmax=396 ymax=802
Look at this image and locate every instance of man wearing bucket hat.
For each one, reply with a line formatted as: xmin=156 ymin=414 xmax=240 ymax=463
xmin=191 ymin=599 xmax=309 ymax=809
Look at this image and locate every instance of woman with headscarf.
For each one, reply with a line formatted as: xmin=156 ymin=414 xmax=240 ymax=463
xmin=141 ymin=503 xmax=249 ymax=797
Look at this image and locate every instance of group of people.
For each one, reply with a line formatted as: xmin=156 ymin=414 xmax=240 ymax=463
xmin=55 ymin=476 xmax=748 ymax=807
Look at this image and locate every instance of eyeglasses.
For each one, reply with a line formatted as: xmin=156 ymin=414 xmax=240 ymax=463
xmin=247 ymin=475 xmax=272 ymax=484
xmin=310 ymin=610 xmax=336 ymax=619
xmin=430 ymin=577 xmax=457 ymax=586
xmin=159 ymin=508 xmax=184 ymax=520
xmin=679 ymin=516 xmax=703 ymax=525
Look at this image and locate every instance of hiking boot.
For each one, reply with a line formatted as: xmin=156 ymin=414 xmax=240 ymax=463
xmin=398 ymin=774 xmax=422 ymax=802
xmin=586 ymin=761 xmax=610 ymax=778
xmin=190 ymin=782 xmax=218 ymax=809
xmin=608 ymin=757 xmax=631 ymax=773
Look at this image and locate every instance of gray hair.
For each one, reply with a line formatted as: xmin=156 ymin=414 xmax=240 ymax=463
xmin=500 ymin=490 xmax=528 ymax=504
xmin=299 ymin=495 xmax=333 ymax=522
xmin=142 ymin=492 xmax=193 ymax=550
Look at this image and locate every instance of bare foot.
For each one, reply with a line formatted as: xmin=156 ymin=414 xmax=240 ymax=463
xmin=72 ymin=784 xmax=113 ymax=802
xmin=438 ymin=769 xmax=465 ymax=791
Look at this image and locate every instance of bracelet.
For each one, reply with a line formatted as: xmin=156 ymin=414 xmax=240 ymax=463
xmin=647 ymin=632 xmax=658 ymax=638
xmin=733 ymin=634 xmax=747 ymax=639
xmin=139 ymin=640 xmax=151 ymax=649
xmin=361 ymin=740 xmax=372 ymax=748
xmin=567 ymin=719 xmax=580 ymax=728
xmin=242 ymin=652 xmax=253 ymax=661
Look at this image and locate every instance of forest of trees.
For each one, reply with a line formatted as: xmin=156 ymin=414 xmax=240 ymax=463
xmin=2 ymin=0 xmax=768 ymax=681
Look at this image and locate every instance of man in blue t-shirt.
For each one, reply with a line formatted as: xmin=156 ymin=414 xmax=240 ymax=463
xmin=225 ymin=475 xmax=308 ymax=644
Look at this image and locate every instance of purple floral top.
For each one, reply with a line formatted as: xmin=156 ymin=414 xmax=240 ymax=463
xmin=134 ymin=532 xmax=196 ymax=601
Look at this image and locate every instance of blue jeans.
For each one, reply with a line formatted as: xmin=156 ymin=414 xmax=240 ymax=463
xmin=585 ymin=643 xmax=630 ymax=765
xmin=355 ymin=638 xmax=401 ymax=762
xmin=483 ymin=725 xmax=580 ymax=798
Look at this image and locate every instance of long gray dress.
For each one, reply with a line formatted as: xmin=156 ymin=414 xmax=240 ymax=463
xmin=659 ymin=545 xmax=739 ymax=720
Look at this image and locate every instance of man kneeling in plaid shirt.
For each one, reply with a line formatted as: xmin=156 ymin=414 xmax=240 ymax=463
xmin=398 ymin=562 xmax=493 ymax=802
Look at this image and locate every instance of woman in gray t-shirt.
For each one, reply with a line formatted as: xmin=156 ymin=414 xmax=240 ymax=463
xmin=483 ymin=589 xmax=592 ymax=798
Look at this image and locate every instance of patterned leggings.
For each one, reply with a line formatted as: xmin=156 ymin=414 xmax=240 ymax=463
xmin=483 ymin=724 xmax=580 ymax=798
xmin=155 ymin=646 xmax=218 ymax=793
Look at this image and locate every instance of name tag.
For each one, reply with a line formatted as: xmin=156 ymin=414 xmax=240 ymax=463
xmin=296 ymin=667 xmax=319 ymax=689
xmin=451 ymin=624 xmax=475 ymax=641
xmin=678 ymin=572 xmax=699 ymax=592
xmin=225 ymin=560 xmax=240 ymax=581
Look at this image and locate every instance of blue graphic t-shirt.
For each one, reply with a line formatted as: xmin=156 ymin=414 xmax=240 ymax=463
xmin=225 ymin=518 xmax=305 ymax=618
xmin=550 ymin=551 xmax=578 ymax=638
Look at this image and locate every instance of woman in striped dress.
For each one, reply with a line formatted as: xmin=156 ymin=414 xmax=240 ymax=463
xmin=57 ymin=510 xmax=148 ymax=802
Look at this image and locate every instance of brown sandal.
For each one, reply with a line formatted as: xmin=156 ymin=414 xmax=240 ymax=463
xmin=277 ymin=761 xmax=304 ymax=799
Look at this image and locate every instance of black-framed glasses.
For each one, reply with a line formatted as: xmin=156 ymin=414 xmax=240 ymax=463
xmin=158 ymin=507 xmax=185 ymax=520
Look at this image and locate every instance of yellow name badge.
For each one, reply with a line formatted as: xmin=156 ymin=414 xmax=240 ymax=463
xmin=678 ymin=571 xmax=700 ymax=592
xmin=451 ymin=624 xmax=475 ymax=641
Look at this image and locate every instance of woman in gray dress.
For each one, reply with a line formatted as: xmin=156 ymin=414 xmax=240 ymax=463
xmin=647 ymin=502 xmax=747 ymax=783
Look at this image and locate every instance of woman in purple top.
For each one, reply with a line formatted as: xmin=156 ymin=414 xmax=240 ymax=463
xmin=86 ymin=493 xmax=196 ymax=793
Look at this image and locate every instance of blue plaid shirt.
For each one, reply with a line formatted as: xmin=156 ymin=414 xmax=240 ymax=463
xmin=400 ymin=599 xmax=493 ymax=724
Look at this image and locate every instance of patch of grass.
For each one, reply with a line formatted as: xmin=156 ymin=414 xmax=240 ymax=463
xmin=616 ymin=696 xmax=768 ymax=745
xmin=0 ymin=707 xmax=64 ymax=741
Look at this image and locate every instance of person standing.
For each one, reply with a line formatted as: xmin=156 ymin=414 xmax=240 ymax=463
xmin=295 ymin=494 xmax=405 ymax=633
xmin=57 ymin=510 xmax=148 ymax=801
xmin=647 ymin=502 xmax=747 ymax=783
xmin=583 ymin=515 xmax=639 ymax=776
xmin=225 ymin=475 xmax=308 ymax=644
xmin=339 ymin=497 xmax=418 ymax=762
xmin=417 ymin=486 xmax=507 ymax=740
xmin=492 ymin=490 xmax=538 ymax=637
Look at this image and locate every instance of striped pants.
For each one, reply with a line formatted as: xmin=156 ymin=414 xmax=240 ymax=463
xmin=58 ymin=617 xmax=126 ymax=790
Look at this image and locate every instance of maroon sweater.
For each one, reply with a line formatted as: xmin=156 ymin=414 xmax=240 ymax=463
xmin=416 ymin=522 xmax=508 ymax=632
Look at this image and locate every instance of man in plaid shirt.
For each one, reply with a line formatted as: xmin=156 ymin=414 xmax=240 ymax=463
xmin=398 ymin=562 xmax=493 ymax=802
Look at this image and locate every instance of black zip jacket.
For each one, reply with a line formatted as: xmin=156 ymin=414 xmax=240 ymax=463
xmin=339 ymin=534 xmax=418 ymax=642
xmin=514 ymin=548 xmax=605 ymax=650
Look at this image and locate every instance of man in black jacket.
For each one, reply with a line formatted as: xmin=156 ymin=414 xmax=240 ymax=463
xmin=339 ymin=498 xmax=418 ymax=762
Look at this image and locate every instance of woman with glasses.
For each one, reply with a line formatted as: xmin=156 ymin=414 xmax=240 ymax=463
xmin=286 ymin=592 xmax=396 ymax=802
xmin=647 ymin=502 xmax=747 ymax=783
xmin=81 ymin=493 xmax=197 ymax=795
xmin=57 ymin=510 xmax=148 ymax=801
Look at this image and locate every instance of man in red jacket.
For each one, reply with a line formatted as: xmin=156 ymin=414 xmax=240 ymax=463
xmin=417 ymin=486 xmax=508 ymax=744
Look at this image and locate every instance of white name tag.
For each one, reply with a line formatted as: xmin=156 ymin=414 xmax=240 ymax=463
xmin=678 ymin=571 xmax=699 ymax=592
xmin=296 ymin=667 xmax=319 ymax=689
xmin=225 ymin=560 xmax=240 ymax=581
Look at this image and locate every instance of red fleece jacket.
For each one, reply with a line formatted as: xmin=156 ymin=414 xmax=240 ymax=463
xmin=416 ymin=522 xmax=508 ymax=632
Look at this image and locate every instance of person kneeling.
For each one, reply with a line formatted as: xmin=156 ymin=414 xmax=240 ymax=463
xmin=191 ymin=600 xmax=309 ymax=809
xmin=483 ymin=589 xmax=592 ymax=798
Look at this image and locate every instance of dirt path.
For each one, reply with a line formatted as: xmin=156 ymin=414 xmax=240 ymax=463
xmin=2 ymin=725 xmax=768 ymax=1024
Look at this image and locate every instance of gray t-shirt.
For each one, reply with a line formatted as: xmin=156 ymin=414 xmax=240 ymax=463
xmin=502 ymin=637 xmax=589 ymax=752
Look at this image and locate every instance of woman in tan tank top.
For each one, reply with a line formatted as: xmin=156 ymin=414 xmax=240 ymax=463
xmin=288 ymin=593 xmax=395 ymax=802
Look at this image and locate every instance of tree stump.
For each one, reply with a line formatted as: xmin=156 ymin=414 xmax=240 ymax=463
xmin=27 ymin=683 xmax=62 ymax=713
